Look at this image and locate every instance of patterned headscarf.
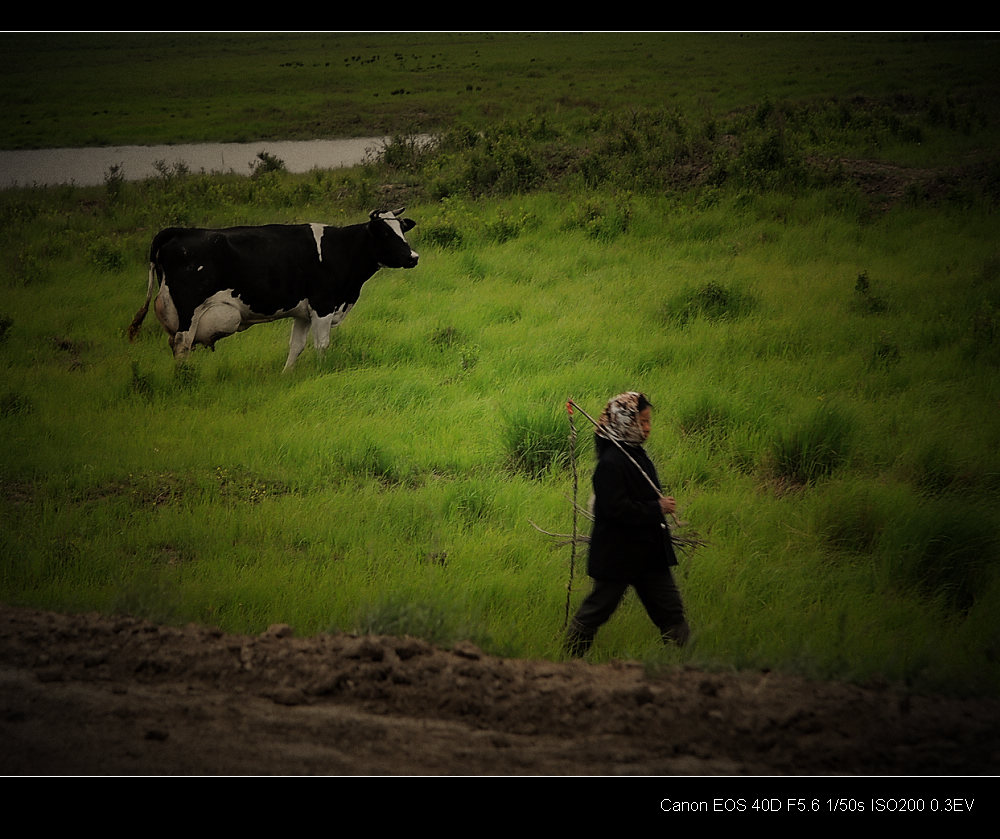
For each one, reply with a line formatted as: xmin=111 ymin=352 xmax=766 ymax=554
xmin=596 ymin=391 xmax=650 ymax=445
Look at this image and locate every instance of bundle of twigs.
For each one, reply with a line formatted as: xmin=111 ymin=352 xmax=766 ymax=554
xmin=529 ymin=500 xmax=708 ymax=556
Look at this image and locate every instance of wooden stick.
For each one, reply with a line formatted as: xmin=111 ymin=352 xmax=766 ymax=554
xmin=564 ymin=400 xmax=578 ymax=629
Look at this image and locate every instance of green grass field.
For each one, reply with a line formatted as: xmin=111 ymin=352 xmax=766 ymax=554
xmin=1 ymin=32 xmax=998 ymax=696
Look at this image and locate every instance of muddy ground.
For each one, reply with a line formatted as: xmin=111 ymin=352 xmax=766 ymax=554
xmin=1 ymin=603 xmax=998 ymax=779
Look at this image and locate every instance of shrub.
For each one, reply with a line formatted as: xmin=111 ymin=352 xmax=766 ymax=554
xmin=421 ymin=218 xmax=463 ymax=249
xmin=338 ymin=441 xmax=403 ymax=486
xmin=103 ymin=163 xmax=126 ymax=204
xmin=887 ymin=499 xmax=1000 ymax=613
xmin=0 ymin=390 xmax=32 ymax=417
xmin=869 ymin=331 xmax=901 ymax=370
xmin=484 ymin=207 xmax=537 ymax=243
xmin=87 ymin=239 xmax=126 ymax=273
xmin=356 ymin=594 xmax=465 ymax=646
xmin=563 ymin=194 xmax=633 ymax=241
xmin=375 ymin=133 xmax=432 ymax=172
xmin=850 ymin=270 xmax=889 ymax=314
xmin=816 ymin=482 xmax=891 ymax=555
xmin=660 ymin=281 xmax=756 ymax=326
xmin=420 ymin=197 xmax=468 ymax=249
xmin=499 ymin=404 xmax=571 ymax=479
xmin=766 ymin=404 xmax=854 ymax=487
xmin=249 ymin=151 xmax=286 ymax=177
xmin=677 ymin=392 xmax=735 ymax=441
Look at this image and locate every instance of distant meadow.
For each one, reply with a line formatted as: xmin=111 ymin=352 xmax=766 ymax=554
xmin=1 ymin=32 xmax=998 ymax=695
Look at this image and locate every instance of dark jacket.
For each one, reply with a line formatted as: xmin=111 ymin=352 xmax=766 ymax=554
xmin=587 ymin=436 xmax=677 ymax=581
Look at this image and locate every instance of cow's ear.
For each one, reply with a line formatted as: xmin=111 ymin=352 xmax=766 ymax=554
xmin=400 ymin=218 xmax=416 ymax=232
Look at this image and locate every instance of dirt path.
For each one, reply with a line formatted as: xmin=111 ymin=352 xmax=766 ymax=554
xmin=1 ymin=603 xmax=998 ymax=778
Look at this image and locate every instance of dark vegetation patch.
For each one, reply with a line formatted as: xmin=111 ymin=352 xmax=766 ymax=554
xmin=5 ymin=470 xmax=293 ymax=511
xmin=849 ymin=270 xmax=890 ymax=315
xmin=0 ymin=390 xmax=32 ymax=418
xmin=659 ymin=281 xmax=757 ymax=326
xmin=763 ymin=404 xmax=855 ymax=490
xmin=499 ymin=405 xmax=571 ymax=480
xmin=384 ymin=94 xmax=1000 ymax=215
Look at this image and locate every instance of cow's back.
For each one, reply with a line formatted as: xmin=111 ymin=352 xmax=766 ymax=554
xmin=152 ymin=224 xmax=327 ymax=316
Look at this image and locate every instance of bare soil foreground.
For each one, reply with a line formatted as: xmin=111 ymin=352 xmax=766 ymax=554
xmin=1 ymin=603 xmax=998 ymax=779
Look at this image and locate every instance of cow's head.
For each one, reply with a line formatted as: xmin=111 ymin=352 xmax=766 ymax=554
xmin=370 ymin=208 xmax=418 ymax=269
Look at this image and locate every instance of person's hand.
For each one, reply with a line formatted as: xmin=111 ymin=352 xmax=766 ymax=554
xmin=659 ymin=496 xmax=677 ymax=516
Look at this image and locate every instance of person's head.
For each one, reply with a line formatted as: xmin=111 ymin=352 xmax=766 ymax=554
xmin=637 ymin=402 xmax=653 ymax=442
xmin=597 ymin=391 xmax=653 ymax=445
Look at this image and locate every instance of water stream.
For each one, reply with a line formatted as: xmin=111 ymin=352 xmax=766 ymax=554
xmin=0 ymin=137 xmax=393 ymax=188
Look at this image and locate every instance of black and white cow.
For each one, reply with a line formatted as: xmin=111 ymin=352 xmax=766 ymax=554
xmin=128 ymin=208 xmax=418 ymax=370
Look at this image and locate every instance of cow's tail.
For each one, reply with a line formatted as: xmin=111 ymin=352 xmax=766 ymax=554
xmin=128 ymin=261 xmax=158 ymax=342
xmin=129 ymin=231 xmax=174 ymax=341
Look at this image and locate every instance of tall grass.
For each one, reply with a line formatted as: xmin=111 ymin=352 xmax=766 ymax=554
xmin=1 ymin=33 xmax=999 ymax=695
xmin=2 ymin=175 xmax=998 ymax=695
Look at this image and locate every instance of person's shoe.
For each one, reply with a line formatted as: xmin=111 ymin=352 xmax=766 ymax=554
xmin=661 ymin=622 xmax=690 ymax=647
xmin=564 ymin=620 xmax=595 ymax=657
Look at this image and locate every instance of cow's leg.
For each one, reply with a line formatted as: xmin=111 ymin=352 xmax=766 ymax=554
xmin=284 ymin=317 xmax=311 ymax=371
xmin=306 ymin=305 xmax=352 ymax=361
xmin=311 ymin=312 xmax=336 ymax=352
xmin=171 ymin=330 xmax=195 ymax=361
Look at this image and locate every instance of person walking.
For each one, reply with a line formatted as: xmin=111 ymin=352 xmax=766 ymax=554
xmin=565 ymin=391 xmax=690 ymax=656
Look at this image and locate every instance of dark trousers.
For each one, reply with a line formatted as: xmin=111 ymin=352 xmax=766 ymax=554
xmin=566 ymin=569 xmax=689 ymax=656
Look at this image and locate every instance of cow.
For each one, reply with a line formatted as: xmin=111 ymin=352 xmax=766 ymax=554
xmin=127 ymin=208 xmax=418 ymax=370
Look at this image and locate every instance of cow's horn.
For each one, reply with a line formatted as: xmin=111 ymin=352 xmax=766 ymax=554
xmin=370 ymin=208 xmax=405 ymax=220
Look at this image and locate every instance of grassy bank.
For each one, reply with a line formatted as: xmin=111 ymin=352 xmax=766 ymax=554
xmin=2 ymin=175 xmax=998 ymax=693
xmin=1 ymin=32 xmax=996 ymax=150
xmin=1 ymin=32 xmax=998 ymax=696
